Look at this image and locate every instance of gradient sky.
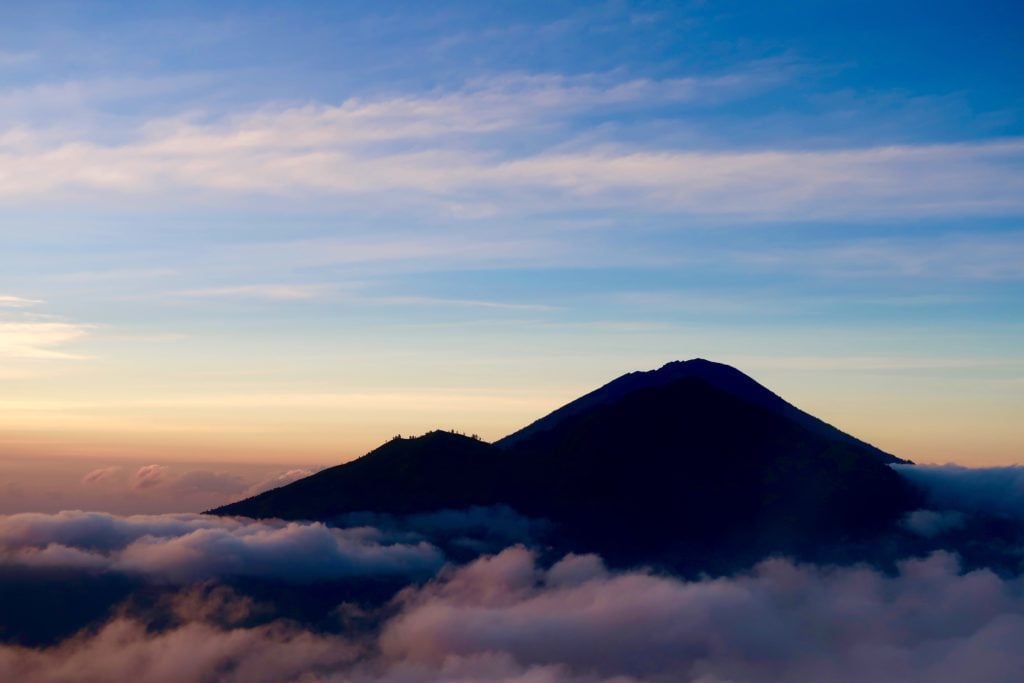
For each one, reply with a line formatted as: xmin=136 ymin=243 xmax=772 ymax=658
xmin=1 ymin=0 xmax=1023 ymax=507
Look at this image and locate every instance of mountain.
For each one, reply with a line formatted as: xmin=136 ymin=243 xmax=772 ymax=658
xmin=497 ymin=358 xmax=908 ymax=464
xmin=213 ymin=430 xmax=502 ymax=520
xmin=211 ymin=360 xmax=920 ymax=571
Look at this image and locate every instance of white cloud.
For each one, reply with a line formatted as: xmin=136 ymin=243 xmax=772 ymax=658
xmin=0 ymin=300 xmax=92 ymax=376
xmin=0 ymin=321 xmax=91 ymax=359
xmin=0 ymin=511 xmax=443 ymax=582
xmin=0 ymin=295 xmax=42 ymax=308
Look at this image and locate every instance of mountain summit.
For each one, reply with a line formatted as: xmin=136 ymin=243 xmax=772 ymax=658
xmin=497 ymin=358 xmax=908 ymax=465
xmin=211 ymin=360 xmax=919 ymax=570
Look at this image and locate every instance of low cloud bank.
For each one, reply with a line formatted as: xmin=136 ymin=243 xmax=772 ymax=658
xmin=4 ymin=543 xmax=1024 ymax=682
xmin=894 ymin=464 xmax=1024 ymax=519
xmin=0 ymin=612 xmax=359 ymax=683
xmin=376 ymin=547 xmax=1024 ymax=683
xmin=0 ymin=511 xmax=443 ymax=583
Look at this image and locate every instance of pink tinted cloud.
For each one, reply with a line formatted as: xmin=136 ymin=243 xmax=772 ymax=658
xmin=131 ymin=465 xmax=169 ymax=490
xmin=80 ymin=466 xmax=123 ymax=486
xmin=3 ymin=539 xmax=1024 ymax=682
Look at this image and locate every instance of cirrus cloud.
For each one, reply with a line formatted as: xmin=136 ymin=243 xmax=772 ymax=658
xmin=0 ymin=75 xmax=1021 ymax=220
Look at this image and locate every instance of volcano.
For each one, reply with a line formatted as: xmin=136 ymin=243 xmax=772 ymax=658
xmin=211 ymin=360 xmax=919 ymax=570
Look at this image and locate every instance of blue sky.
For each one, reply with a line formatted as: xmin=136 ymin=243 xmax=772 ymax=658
xmin=0 ymin=1 xmax=1022 ymax=468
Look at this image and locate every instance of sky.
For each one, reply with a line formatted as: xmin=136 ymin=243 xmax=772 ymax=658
xmin=1 ymin=1 xmax=1023 ymax=512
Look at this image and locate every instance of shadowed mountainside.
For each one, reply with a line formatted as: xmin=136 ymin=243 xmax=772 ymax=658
xmin=211 ymin=359 xmax=920 ymax=570
xmin=497 ymin=358 xmax=908 ymax=465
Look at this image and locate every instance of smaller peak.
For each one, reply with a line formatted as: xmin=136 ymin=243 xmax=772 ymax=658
xmin=417 ymin=429 xmax=486 ymax=444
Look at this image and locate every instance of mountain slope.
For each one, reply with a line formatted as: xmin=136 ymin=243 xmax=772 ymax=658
xmin=213 ymin=430 xmax=501 ymax=519
xmin=497 ymin=358 xmax=908 ymax=464
xmin=496 ymin=374 xmax=916 ymax=567
xmin=211 ymin=360 xmax=919 ymax=570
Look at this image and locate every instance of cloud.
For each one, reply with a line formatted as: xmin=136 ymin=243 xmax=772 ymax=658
xmin=81 ymin=467 xmax=123 ymax=486
xmin=131 ymin=465 xmax=169 ymax=491
xmin=370 ymin=296 xmax=557 ymax=312
xmin=341 ymin=506 xmax=552 ymax=556
xmin=0 ymin=511 xmax=443 ymax=583
xmin=165 ymin=470 xmax=248 ymax=498
xmin=894 ymin=465 xmax=1024 ymax=519
xmin=737 ymin=233 xmax=1024 ymax=281
xmin=0 ymin=295 xmax=42 ymax=308
xmin=0 ymin=75 xmax=1020 ymax=219
xmin=242 ymin=469 xmax=314 ymax=498
xmin=80 ymin=465 xmax=310 ymax=504
xmin=114 ymin=523 xmax=441 ymax=583
xmin=376 ymin=547 xmax=1024 ymax=683
xmin=173 ymin=284 xmax=334 ymax=301
xmin=5 ymin=544 xmax=1024 ymax=682
xmin=489 ymin=140 xmax=1024 ymax=219
xmin=0 ymin=612 xmax=359 ymax=683
xmin=725 ymin=354 xmax=1014 ymax=372
xmin=0 ymin=321 xmax=91 ymax=360
xmin=902 ymin=509 xmax=968 ymax=538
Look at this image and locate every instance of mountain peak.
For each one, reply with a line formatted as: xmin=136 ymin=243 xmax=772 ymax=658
xmin=496 ymin=358 xmax=905 ymax=464
xmin=211 ymin=360 xmax=916 ymax=571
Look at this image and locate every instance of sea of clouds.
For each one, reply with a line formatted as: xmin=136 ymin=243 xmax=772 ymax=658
xmin=0 ymin=465 xmax=1022 ymax=682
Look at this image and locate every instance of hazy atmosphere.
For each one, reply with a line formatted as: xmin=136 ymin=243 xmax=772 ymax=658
xmin=1 ymin=3 xmax=1023 ymax=682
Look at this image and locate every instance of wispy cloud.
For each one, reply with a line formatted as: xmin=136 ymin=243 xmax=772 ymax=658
xmin=0 ymin=74 xmax=1020 ymax=220
xmin=81 ymin=466 xmax=123 ymax=485
xmin=0 ymin=294 xmax=43 ymax=308
xmin=0 ymin=297 xmax=92 ymax=368
xmin=0 ymin=321 xmax=91 ymax=359
xmin=488 ymin=140 xmax=1024 ymax=218
xmin=737 ymin=233 xmax=1024 ymax=280
xmin=173 ymin=284 xmax=334 ymax=301
xmin=132 ymin=464 xmax=170 ymax=491
xmin=370 ymin=296 xmax=556 ymax=311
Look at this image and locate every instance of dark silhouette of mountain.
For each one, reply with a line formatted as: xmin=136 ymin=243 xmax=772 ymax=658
xmin=214 ymin=430 xmax=502 ymax=520
xmin=211 ymin=360 xmax=920 ymax=571
xmin=498 ymin=358 xmax=908 ymax=464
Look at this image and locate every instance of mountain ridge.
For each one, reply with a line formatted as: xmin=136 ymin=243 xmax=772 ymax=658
xmin=211 ymin=359 xmax=919 ymax=570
